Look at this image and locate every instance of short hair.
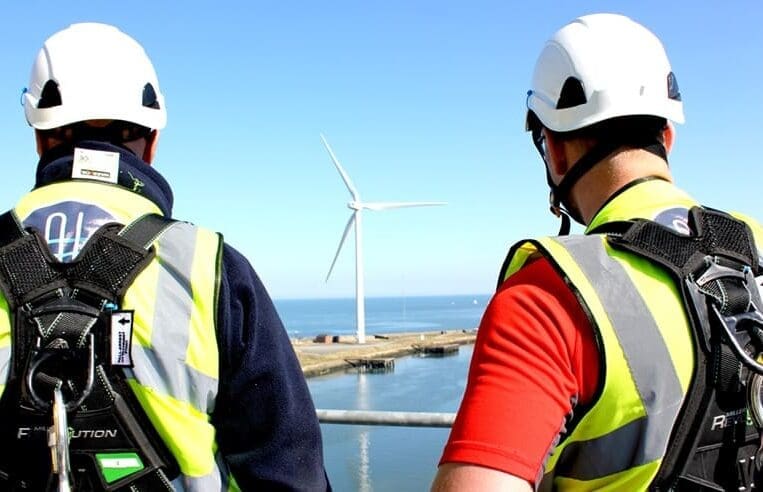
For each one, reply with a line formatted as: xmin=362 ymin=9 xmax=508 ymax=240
xmin=550 ymin=115 xmax=668 ymax=144
xmin=37 ymin=120 xmax=153 ymax=148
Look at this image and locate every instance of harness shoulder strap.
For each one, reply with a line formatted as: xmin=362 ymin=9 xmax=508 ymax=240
xmin=67 ymin=213 xmax=177 ymax=300
xmin=120 ymin=213 xmax=177 ymax=249
xmin=0 ymin=211 xmax=24 ymax=245
xmin=608 ymin=206 xmax=763 ymax=491
xmin=0 ymin=211 xmax=177 ymax=307
xmin=610 ymin=206 xmax=757 ymax=278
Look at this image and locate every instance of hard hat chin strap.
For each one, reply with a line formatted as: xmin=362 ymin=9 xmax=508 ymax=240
xmin=547 ymin=139 xmax=667 ymax=235
xmin=549 ymin=200 xmax=573 ymax=235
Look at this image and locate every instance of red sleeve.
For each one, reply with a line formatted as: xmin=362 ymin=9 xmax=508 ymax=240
xmin=439 ymin=257 xmax=600 ymax=484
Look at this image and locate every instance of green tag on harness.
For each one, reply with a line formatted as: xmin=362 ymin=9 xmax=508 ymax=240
xmin=96 ymin=452 xmax=145 ymax=484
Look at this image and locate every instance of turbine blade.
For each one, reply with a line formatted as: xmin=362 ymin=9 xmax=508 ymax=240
xmin=325 ymin=213 xmax=356 ymax=282
xmin=361 ymin=201 xmax=447 ymax=211
xmin=320 ymin=134 xmax=360 ymax=201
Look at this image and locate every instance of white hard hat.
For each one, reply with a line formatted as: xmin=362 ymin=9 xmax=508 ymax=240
xmin=24 ymin=23 xmax=166 ymax=131
xmin=526 ymin=13 xmax=684 ymax=132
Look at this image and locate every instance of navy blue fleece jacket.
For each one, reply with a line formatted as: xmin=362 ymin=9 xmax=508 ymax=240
xmin=31 ymin=141 xmax=330 ymax=491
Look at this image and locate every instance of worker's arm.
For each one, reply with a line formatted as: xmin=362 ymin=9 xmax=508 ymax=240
xmin=434 ymin=258 xmax=599 ymax=490
xmin=212 ymin=244 xmax=331 ymax=491
xmin=431 ymin=463 xmax=532 ymax=492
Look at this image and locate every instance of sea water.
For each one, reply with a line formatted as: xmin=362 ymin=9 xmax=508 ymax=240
xmin=308 ymin=345 xmax=474 ymax=492
xmin=276 ymin=295 xmax=489 ymax=490
xmin=274 ymin=294 xmax=491 ymax=339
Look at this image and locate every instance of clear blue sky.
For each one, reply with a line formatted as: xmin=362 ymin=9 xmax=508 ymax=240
xmin=0 ymin=1 xmax=760 ymax=299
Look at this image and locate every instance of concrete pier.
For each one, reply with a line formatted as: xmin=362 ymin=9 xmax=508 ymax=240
xmin=292 ymin=329 xmax=477 ymax=377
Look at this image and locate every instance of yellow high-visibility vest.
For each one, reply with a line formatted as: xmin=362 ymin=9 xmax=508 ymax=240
xmin=0 ymin=179 xmax=238 ymax=491
xmin=501 ymin=180 xmax=763 ymax=490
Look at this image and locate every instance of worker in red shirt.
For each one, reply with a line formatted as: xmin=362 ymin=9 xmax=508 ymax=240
xmin=433 ymin=13 xmax=763 ymax=491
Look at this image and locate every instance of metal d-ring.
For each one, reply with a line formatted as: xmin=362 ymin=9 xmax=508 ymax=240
xmin=748 ymin=373 xmax=763 ymax=429
xmin=713 ymin=305 xmax=763 ymax=375
xmin=25 ymin=334 xmax=96 ymax=412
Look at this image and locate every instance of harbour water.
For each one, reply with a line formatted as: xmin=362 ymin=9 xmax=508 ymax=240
xmin=308 ymin=344 xmax=474 ymax=492
xmin=276 ymin=295 xmax=487 ymax=490
xmin=275 ymin=294 xmax=491 ymax=339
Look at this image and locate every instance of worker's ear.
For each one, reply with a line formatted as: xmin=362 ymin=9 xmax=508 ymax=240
xmin=662 ymin=122 xmax=675 ymax=154
xmin=143 ymin=130 xmax=159 ymax=164
xmin=35 ymin=130 xmax=55 ymax=156
xmin=543 ymin=129 xmax=569 ymax=185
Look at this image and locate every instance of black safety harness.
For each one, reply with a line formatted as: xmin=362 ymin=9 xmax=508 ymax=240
xmin=604 ymin=207 xmax=763 ymax=491
xmin=0 ymin=211 xmax=180 ymax=491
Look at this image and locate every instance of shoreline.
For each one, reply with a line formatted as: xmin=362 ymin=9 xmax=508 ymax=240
xmin=292 ymin=329 xmax=477 ymax=378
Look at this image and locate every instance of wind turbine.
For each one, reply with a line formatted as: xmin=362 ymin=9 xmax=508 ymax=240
xmin=321 ymin=134 xmax=445 ymax=344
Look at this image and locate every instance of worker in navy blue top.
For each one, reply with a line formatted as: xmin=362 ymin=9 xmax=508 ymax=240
xmin=11 ymin=22 xmax=330 ymax=491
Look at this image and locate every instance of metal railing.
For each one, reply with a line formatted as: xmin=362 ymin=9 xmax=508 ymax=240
xmin=316 ymin=409 xmax=455 ymax=428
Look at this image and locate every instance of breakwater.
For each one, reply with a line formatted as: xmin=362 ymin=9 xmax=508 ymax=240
xmin=292 ymin=330 xmax=477 ymax=377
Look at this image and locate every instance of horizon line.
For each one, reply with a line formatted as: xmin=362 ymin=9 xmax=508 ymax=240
xmin=273 ymin=292 xmax=493 ymax=302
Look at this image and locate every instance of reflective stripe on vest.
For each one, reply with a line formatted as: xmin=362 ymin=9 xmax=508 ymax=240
xmin=123 ymin=220 xmax=223 ymax=485
xmin=528 ymin=235 xmax=688 ymax=490
xmin=501 ymin=181 xmax=763 ymax=489
xmin=0 ymin=180 xmax=231 ymax=490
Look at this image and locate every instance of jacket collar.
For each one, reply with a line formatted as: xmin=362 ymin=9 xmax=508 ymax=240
xmin=35 ymin=140 xmax=174 ymax=217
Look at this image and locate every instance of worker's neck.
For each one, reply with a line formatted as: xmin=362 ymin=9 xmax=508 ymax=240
xmin=570 ymin=148 xmax=673 ymax=225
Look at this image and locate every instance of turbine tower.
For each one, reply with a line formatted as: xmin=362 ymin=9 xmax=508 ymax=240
xmin=321 ymin=134 xmax=445 ymax=344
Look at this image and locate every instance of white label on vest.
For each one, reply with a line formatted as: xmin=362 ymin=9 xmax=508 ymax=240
xmin=110 ymin=311 xmax=134 ymax=367
xmin=72 ymin=147 xmax=119 ymax=184
xmin=99 ymin=457 xmax=141 ymax=468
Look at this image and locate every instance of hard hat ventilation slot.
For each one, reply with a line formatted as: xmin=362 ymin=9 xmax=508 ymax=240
xmin=142 ymin=83 xmax=160 ymax=109
xmin=667 ymin=72 xmax=681 ymax=101
xmin=38 ymin=80 xmax=62 ymax=109
xmin=556 ymin=77 xmax=587 ymax=109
